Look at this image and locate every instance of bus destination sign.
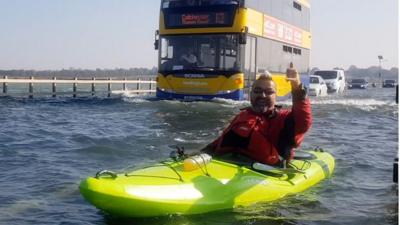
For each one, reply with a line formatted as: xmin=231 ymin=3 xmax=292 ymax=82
xmin=165 ymin=11 xmax=234 ymax=28
xmin=182 ymin=13 xmax=226 ymax=25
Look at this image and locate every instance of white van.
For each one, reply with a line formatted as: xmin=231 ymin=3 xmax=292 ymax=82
xmin=309 ymin=75 xmax=328 ymax=96
xmin=313 ymin=70 xmax=346 ymax=93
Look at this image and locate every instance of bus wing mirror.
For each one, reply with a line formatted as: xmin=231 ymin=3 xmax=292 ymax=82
xmin=154 ymin=30 xmax=159 ymax=50
xmin=154 ymin=40 xmax=159 ymax=50
xmin=239 ymin=33 xmax=247 ymax=44
xmin=239 ymin=27 xmax=248 ymax=44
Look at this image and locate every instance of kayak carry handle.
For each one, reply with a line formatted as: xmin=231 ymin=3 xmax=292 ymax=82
xmin=95 ymin=170 xmax=117 ymax=179
xmin=169 ymin=146 xmax=187 ymax=161
xmin=313 ymin=146 xmax=324 ymax=152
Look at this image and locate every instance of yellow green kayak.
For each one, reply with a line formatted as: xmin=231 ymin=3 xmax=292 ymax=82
xmin=79 ymin=149 xmax=335 ymax=217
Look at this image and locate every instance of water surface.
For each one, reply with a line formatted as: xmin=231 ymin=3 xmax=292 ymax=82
xmin=0 ymin=88 xmax=398 ymax=225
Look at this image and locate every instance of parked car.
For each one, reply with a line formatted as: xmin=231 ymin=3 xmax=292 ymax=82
xmin=382 ymin=79 xmax=397 ymax=88
xmin=348 ymin=79 xmax=368 ymax=89
xmin=313 ymin=70 xmax=346 ymax=93
xmin=308 ymin=75 xmax=328 ymax=96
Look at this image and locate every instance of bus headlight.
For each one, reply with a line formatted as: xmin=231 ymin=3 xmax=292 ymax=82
xmin=217 ymin=90 xmax=232 ymax=95
xmin=159 ymin=88 xmax=175 ymax=93
xmin=234 ymin=77 xmax=243 ymax=85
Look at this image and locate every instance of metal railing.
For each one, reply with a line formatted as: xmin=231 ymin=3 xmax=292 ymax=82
xmin=0 ymin=76 xmax=156 ymax=98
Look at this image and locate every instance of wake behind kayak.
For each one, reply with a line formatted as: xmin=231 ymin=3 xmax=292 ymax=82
xmin=79 ymin=149 xmax=335 ymax=218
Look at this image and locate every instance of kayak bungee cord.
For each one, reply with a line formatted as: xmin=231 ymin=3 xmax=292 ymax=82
xmin=193 ymin=154 xmax=211 ymax=177
xmin=288 ymin=160 xmax=311 ymax=172
xmin=95 ymin=153 xmax=312 ymax=184
xmin=124 ymin=161 xmax=184 ymax=182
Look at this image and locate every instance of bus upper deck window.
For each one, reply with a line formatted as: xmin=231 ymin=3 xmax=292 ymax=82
xmin=163 ymin=0 xmax=239 ymax=7
xmin=162 ymin=0 xmax=182 ymax=8
xmin=205 ymin=0 xmax=238 ymax=5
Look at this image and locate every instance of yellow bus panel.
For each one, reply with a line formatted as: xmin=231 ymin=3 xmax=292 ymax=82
xmin=255 ymin=73 xmax=292 ymax=97
xmin=302 ymin=30 xmax=312 ymax=50
xmin=157 ymin=73 xmax=244 ymax=95
xmin=245 ymin=8 xmax=264 ymax=37
xmin=160 ymin=8 xmax=310 ymax=50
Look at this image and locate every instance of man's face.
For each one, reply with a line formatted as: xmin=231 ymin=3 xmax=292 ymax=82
xmin=250 ymin=80 xmax=276 ymax=113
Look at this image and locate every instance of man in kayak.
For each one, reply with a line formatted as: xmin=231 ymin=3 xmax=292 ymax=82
xmin=203 ymin=63 xmax=312 ymax=167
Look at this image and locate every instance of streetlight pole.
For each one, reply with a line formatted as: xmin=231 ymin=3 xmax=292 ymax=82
xmin=378 ymin=55 xmax=383 ymax=85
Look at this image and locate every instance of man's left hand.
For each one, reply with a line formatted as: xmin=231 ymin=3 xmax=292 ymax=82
xmin=286 ymin=62 xmax=301 ymax=90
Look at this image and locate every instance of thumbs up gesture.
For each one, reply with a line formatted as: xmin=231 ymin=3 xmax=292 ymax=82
xmin=286 ymin=62 xmax=301 ymax=89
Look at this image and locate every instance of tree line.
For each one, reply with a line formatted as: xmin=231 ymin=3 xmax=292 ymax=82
xmin=345 ymin=65 xmax=398 ymax=81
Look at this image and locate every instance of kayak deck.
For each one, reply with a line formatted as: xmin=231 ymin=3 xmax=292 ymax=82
xmin=79 ymin=150 xmax=335 ymax=217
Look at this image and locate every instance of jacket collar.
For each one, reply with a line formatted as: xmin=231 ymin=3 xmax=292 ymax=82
xmin=246 ymin=105 xmax=282 ymax=119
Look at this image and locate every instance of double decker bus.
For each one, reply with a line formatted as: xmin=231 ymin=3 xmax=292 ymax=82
xmin=155 ymin=0 xmax=311 ymax=100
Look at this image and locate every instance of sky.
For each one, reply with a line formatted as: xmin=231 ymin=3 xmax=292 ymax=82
xmin=0 ymin=0 xmax=398 ymax=70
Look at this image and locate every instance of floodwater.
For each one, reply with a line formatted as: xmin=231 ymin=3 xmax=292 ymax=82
xmin=0 ymin=87 xmax=398 ymax=225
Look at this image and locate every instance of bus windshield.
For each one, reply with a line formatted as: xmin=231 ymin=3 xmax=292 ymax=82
xmin=159 ymin=34 xmax=241 ymax=72
xmin=314 ymin=71 xmax=338 ymax=80
xmin=310 ymin=77 xmax=320 ymax=84
xmin=162 ymin=0 xmax=239 ymax=8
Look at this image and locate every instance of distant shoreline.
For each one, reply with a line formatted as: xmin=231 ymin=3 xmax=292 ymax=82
xmin=0 ymin=67 xmax=158 ymax=79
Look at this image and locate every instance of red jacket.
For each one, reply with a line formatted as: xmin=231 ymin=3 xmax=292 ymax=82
xmin=210 ymin=89 xmax=312 ymax=165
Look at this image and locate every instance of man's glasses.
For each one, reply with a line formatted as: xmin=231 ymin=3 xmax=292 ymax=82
xmin=252 ymin=87 xmax=276 ymax=96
